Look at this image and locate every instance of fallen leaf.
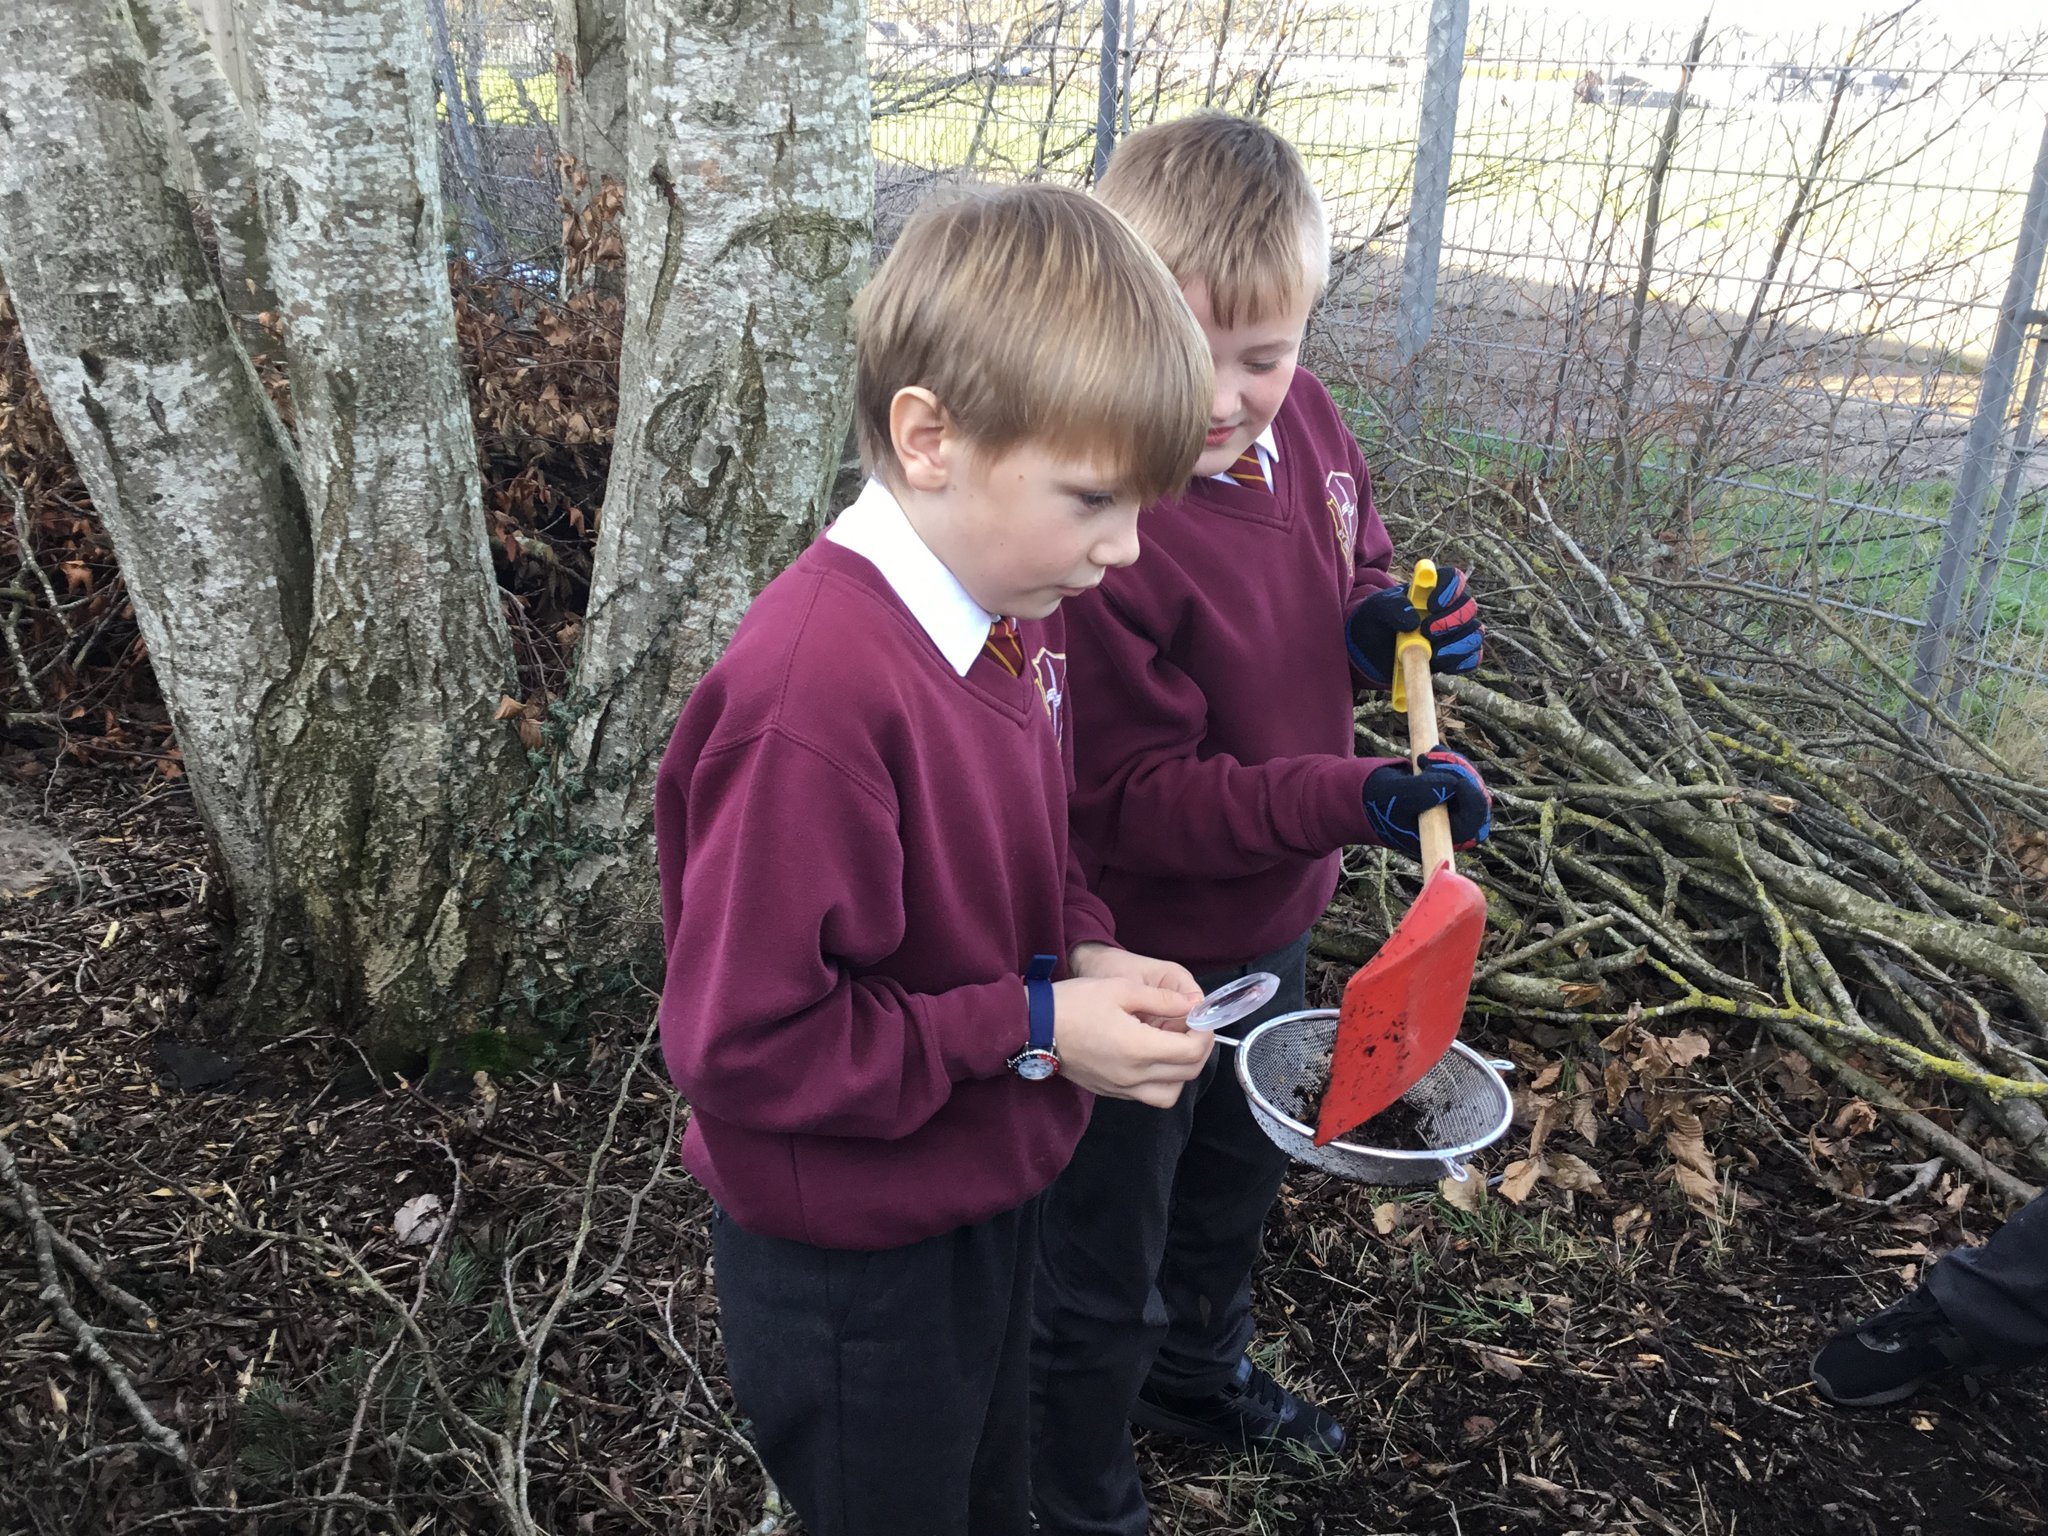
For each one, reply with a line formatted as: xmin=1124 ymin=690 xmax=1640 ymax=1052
xmin=1500 ymin=1158 xmax=1543 ymax=1203
xmin=46 ymin=1380 xmax=67 ymax=1418
xmin=1372 ymin=1201 xmax=1401 ymax=1235
xmin=1831 ymin=1098 xmax=1880 ymax=1138
xmin=1546 ymin=1151 xmax=1604 ymax=1192
xmin=1532 ymin=1061 xmax=1563 ymax=1091
xmin=1439 ymin=1170 xmax=1488 ymax=1211
xmin=393 ymin=1192 xmax=445 ymax=1247
xmin=1571 ymin=1096 xmax=1600 ymax=1146
xmin=1461 ymin=1414 xmax=1497 ymax=1443
xmin=1476 ymin=1348 xmax=1525 ymax=1381
xmin=1603 ymin=1056 xmax=1630 ymax=1109
xmin=1612 ymin=1205 xmax=1651 ymax=1242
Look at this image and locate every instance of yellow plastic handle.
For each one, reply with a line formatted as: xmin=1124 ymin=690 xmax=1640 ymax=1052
xmin=1389 ymin=559 xmax=1437 ymax=713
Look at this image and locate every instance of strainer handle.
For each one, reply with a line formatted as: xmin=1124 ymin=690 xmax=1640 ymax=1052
xmin=1440 ymin=1157 xmax=1470 ymax=1182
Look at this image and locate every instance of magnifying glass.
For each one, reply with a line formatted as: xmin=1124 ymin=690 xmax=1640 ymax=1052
xmin=1185 ymin=971 xmax=1281 ymax=1041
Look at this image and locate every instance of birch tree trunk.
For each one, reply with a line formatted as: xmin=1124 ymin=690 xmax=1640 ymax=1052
xmin=123 ymin=0 xmax=278 ymax=323
xmin=554 ymin=0 xmax=627 ymax=189
xmin=567 ymin=0 xmax=871 ymax=929
xmin=245 ymin=0 xmax=525 ymax=1053
xmin=0 ymin=0 xmax=307 ymax=921
xmin=4 ymin=0 xmax=875 ymax=1051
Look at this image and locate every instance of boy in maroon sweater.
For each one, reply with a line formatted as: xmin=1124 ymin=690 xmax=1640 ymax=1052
xmin=1031 ymin=117 xmax=1493 ymax=1535
xmin=655 ymin=186 xmax=1221 ymax=1536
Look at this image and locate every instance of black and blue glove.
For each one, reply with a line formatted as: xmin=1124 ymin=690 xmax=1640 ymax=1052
xmin=1362 ymin=749 xmax=1493 ymax=855
xmin=1346 ymin=566 xmax=1484 ymax=690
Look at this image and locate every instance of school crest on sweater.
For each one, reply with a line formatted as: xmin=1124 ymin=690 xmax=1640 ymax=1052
xmin=1326 ymin=471 xmax=1359 ymax=576
xmin=1032 ymin=647 xmax=1067 ymax=745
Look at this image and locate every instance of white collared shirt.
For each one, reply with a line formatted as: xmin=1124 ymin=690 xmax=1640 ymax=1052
xmin=827 ymin=477 xmax=996 ymax=678
xmin=1208 ymin=425 xmax=1280 ymax=492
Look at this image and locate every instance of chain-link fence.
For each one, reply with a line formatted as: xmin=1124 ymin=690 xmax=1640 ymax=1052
xmin=443 ymin=0 xmax=2048 ymax=734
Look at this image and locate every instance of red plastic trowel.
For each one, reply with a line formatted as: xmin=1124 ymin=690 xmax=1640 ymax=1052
xmin=1313 ymin=561 xmax=1489 ymax=1147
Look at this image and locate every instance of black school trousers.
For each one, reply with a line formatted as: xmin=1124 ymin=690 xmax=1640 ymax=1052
xmin=1928 ymin=1190 xmax=2048 ymax=1364
xmin=1030 ymin=932 xmax=1307 ymax=1536
xmin=710 ymin=1197 xmax=1039 ymax=1536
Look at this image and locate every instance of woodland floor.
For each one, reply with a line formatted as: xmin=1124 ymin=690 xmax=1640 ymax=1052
xmin=4 ymin=767 xmax=2046 ymax=1535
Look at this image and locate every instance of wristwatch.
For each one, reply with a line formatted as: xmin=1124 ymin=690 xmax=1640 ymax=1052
xmin=1008 ymin=954 xmax=1060 ymax=1081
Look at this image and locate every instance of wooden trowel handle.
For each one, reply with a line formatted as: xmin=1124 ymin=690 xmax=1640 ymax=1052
xmin=1395 ymin=561 xmax=1454 ymax=878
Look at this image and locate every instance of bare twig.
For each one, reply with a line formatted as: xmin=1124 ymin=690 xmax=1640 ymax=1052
xmin=0 ymin=1132 xmax=201 ymax=1487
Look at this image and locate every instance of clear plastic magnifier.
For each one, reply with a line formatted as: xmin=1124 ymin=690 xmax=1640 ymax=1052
xmin=1185 ymin=971 xmax=1280 ymax=1038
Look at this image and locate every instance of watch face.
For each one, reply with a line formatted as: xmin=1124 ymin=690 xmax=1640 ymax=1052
xmin=1012 ymin=1049 xmax=1059 ymax=1082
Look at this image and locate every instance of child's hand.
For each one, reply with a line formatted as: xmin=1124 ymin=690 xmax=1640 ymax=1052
xmin=1068 ymin=943 xmax=1204 ymax=1029
xmin=1053 ymin=978 xmax=1212 ymax=1107
xmin=1362 ymin=749 xmax=1493 ymax=855
xmin=1345 ymin=567 xmax=1484 ymax=688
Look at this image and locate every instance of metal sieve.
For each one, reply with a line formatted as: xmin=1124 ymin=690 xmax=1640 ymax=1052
xmin=1215 ymin=1007 xmax=1514 ymax=1186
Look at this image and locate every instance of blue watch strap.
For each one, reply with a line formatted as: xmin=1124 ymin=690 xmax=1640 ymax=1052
xmin=1026 ymin=954 xmax=1057 ymax=1051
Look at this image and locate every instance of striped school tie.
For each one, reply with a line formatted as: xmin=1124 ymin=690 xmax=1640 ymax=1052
xmin=983 ymin=617 xmax=1025 ymax=677
xmin=1225 ymin=444 xmax=1267 ymax=489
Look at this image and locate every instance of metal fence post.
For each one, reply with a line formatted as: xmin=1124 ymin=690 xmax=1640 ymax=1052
xmin=1952 ymin=326 xmax=2048 ymax=718
xmin=1093 ymin=0 xmax=1123 ymax=182
xmin=1908 ymin=116 xmax=2048 ymax=729
xmin=1391 ymin=0 xmax=1469 ymax=439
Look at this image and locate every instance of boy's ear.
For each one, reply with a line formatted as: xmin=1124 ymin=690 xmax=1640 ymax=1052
xmin=889 ymin=387 xmax=952 ymax=493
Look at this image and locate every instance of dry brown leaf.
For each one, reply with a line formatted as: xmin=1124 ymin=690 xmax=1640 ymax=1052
xmin=1546 ymin=1151 xmax=1604 ymax=1191
xmin=1439 ymin=1170 xmax=1488 ymax=1211
xmin=1499 ymin=1158 xmax=1543 ymax=1203
xmin=1476 ymin=1348 xmax=1525 ymax=1381
xmin=1571 ymin=1096 xmax=1600 ymax=1146
xmin=1372 ymin=1201 xmax=1402 ymax=1235
xmin=1603 ymin=1056 xmax=1630 ymax=1110
xmin=1831 ymin=1098 xmax=1880 ymax=1138
xmin=1531 ymin=1061 xmax=1563 ymax=1091
xmin=1527 ymin=1098 xmax=1561 ymax=1158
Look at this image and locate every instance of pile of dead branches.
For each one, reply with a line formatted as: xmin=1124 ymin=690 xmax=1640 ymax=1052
xmin=1331 ymin=473 xmax=2048 ymax=1205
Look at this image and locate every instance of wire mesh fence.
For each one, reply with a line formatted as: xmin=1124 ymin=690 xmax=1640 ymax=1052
xmin=447 ymin=0 xmax=2048 ymax=734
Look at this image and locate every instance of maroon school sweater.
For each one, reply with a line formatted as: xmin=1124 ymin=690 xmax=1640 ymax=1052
xmin=655 ymin=537 xmax=1115 ymax=1250
xmin=1066 ymin=369 xmax=1404 ymax=969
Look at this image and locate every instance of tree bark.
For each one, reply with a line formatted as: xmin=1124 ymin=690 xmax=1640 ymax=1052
xmin=247 ymin=0 xmax=524 ymax=1056
xmin=569 ymin=0 xmax=871 ymax=933
xmin=554 ymin=0 xmax=627 ymax=190
xmin=0 ymin=0 xmax=308 ymax=916
xmin=122 ymin=0 xmax=278 ymax=323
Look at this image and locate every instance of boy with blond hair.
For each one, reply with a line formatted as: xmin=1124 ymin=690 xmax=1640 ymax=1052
xmin=1032 ymin=116 xmax=1492 ymax=1533
xmin=656 ymin=184 xmax=1218 ymax=1536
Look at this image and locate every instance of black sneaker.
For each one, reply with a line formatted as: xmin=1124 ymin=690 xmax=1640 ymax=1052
xmin=1131 ymin=1355 xmax=1345 ymax=1458
xmin=1811 ymin=1286 xmax=1980 ymax=1407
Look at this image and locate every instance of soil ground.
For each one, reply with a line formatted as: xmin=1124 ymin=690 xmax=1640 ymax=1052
xmin=4 ymin=768 xmax=2046 ymax=1534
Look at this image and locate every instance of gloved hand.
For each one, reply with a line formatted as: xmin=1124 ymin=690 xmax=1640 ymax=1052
xmin=1345 ymin=566 xmax=1483 ymax=689
xmin=1362 ymin=749 xmax=1492 ymax=855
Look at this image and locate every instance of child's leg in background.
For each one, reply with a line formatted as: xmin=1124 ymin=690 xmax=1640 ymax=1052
xmin=1147 ymin=934 xmax=1306 ymax=1398
xmin=1927 ymin=1190 xmax=2048 ymax=1365
xmin=713 ymin=1201 xmax=1037 ymax=1536
xmin=1031 ymin=933 xmax=1306 ymax=1536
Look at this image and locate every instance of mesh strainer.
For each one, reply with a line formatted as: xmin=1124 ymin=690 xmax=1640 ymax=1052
xmin=1218 ymin=1008 xmax=1514 ymax=1186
